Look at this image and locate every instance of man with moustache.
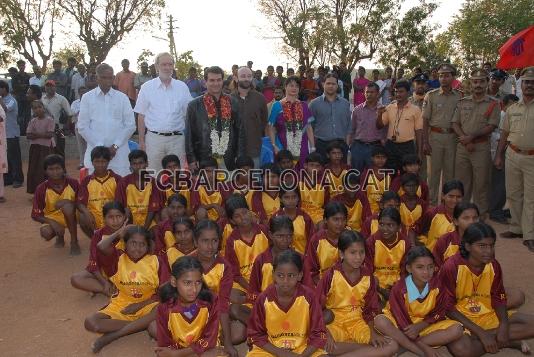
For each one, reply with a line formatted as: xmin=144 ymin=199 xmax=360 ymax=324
xmin=232 ymin=66 xmax=268 ymax=168
xmin=494 ymin=67 xmax=534 ymax=251
xmin=452 ymin=69 xmax=500 ymax=220
xmin=186 ymin=66 xmax=244 ymax=171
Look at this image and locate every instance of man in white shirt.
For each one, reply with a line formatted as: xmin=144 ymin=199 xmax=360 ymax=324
xmin=134 ymin=52 xmax=192 ymax=171
xmin=29 ymin=65 xmax=46 ymax=87
xmin=71 ymin=86 xmax=87 ymax=169
xmin=77 ymin=63 xmax=136 ymax=176
xmin=372 ymin=69 xmax=386 ymax=104
xmin=42 ymin=80 xmax=73 ymax=157
xmin=71 ymin=64 xmax=87 ymax=100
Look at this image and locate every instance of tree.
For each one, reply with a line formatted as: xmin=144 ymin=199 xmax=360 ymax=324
xmin=257 ymin=0 xmax=399 ymax=71
xmin=378 ymin=1 xmax=438 ymax=74
xmin=174 ymin=50 xmax=203 ymax=80
xmin=0 ymin=0 xmax=60 ymax=70
xmin=448 ymin=0 xmax=534 ymax=70
xmin=58 ymin=0 xmax=165 ymax=65
xmin=53 ymin=43 xmax=87 ymax=66
xmin=137 ymin=49 xmax=155 ymax=67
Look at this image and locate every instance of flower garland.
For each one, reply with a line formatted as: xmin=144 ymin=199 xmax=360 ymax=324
xmin=282 ymin=100 xmax=304 ymax=157
xmin=204 ymin=94 xmax=232 ymax=156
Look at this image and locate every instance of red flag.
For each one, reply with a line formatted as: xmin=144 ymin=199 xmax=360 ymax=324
xmin=497 ymin=25 xmax=534 ymax=70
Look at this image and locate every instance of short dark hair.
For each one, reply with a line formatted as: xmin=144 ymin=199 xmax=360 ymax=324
xmin=503 ymin=94 xmax=519 ymax=106
xmin=43 ymin=154 xmax=65 ymax=170
xmin=16 ymin=59 xmax=26 ymax=65
xmin=394 ymin=79 xmax=411 ymax=92
xmin=161 ymin=154 xmax=180 ymax=169
xmin=324 ymin=73 xmax=338 ymax=81
xmin=0 ymin=81 xmax=9 ymax=91
xmin=326 ymin=140 xmax=345 ymax=154
xmin=91 ymin=146 xmax=111 ymax=162
xmin=28 ymin=84 xmax=42 ymax=99
xmin=128 ymin=149 xmax=148 ymax=163
xmin=366 ymin=82 xmax=380 ymax=92
xmin=52 ymin=59 xmax=62 ymax=66
xmin=204 ymin=66 xmax=224 ymax=80
xmin=225 ymin=193 xmax=249 ymax=219
xmin=402 ymin=153 xmax=421 ymax=166
xmin=199 ymin=157 xmax=218 ymax=169
xmin=235 ymin=155 xmax=255 ymax=169
xmin=285 ymin=76 xmax=301 ymax=88
xmin=275 ymin=149 xmax=294 ymax=163
xmin=371 ymin=145 xmax=387 ymax=157
xmin=305 ymin=152 xmax=324 ymax=165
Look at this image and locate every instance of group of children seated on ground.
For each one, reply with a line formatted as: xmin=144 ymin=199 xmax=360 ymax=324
xmin=30 ymin=142 xmax=534 ymax=356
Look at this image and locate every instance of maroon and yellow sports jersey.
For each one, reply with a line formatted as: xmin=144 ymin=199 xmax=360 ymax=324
xmin=439 ymin=253 xmax=507 ymax=328
xmin=250 ymin=191 xmax=281 ymax=225
xmin=191 ymin=253 xmax=233 ymax=313
xmin=399 ymin=195 xmax=428 ymax=235
xmin=360 ymin=168 xmax=393 ymax=214
xmin=86 ymin=226 xmax=124 ymax=274
xmin=190 ymin=185 xmax=223 ymax=221
xmin=153 ymin=219 xmax=174 ymax=255
xmin=271 ymin=208 xmax=315 ymax=255
xmin=115 ymin=174 xmax=162 ymax=227
xmin=247 ymin=283 xmax=327 ymax=354
xmin=224 ymin=224 xmax=270 ymax=287
xmin=390 ymin=176 xmax=429 ymax=203
xmin=317 ymin=262 xmax=379 ymax=343
xmin=77 ymin=170 xmax=121 ymax=229
xmin=216 ymin=218 xmax=234 ymax=256
xmin=360 ymin=213 xmax=380 ymax=239
xmin=32 ymin=178 xmax=79 ymax=227
xmin=422 ymin=205 xmax=455 ymax=251
xmin=100 ymin=249 xmax=169 ymax=321
xmin=332 ymin=191 xmax=370 ymax=233
xmin=299 ymin=180 xmax=329 ymax=225
xmin=303 ymin=230 xmax=340 ymax=286
xmin=324 ymin=164 xmax=349 ymax=198
xmin=156 ymin=298 xmax=220 ymax=354
xmin=366 ymin=231 xmax=412 ymax=289
xmin=165 ymin=245 xmax=196 ymax=271
xmin=432 ymin=230 xmax=461 ymax=269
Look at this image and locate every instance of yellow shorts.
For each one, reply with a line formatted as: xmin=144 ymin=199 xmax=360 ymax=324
xmin=381 ymin=310 xmax=462 ymax=336
xmin=465 ymin=310 xmax=515 ymax=331
xmin=247 ymin=345 xmax=325 ymax=356
xmin=327 ymin=315 xmax=371 ymax=344
xmin=88 ymin=208 xmax=104 ymax=229
xmin=44 ymin=211 xmax=67 ymax=228
xmin=99 ymin=299 xmax=158 ymax=321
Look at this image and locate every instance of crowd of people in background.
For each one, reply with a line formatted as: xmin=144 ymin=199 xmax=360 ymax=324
xmin=0 ymin=52 xmax=534 ymax=356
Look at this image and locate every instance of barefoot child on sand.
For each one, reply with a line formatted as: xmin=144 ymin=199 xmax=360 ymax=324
xmin=31 ymin=154 xmax=80 ymax=255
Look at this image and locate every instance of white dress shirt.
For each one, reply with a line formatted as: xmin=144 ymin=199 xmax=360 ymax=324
xmin=77 ymin=86 xmax=136 ymax=176
xmin=29 ymin=75 xmax=46 ymax=87
xmin=41 ymin=93 xmax=72 ymax=124
xmin=71 ymin=72 xmax=87 ymax=100
xmin=134 ymin=77 xmax=192 ymax=132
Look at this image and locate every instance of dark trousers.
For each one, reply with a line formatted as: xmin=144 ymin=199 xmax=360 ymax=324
xmin=384 ymin=139 xmax=416 ymax=175
xmin=315 ymin=138 xmax=348 ymax=164
xmin=350 ymin=140 xmax=382 ymax=178
xmin=489 ymin=158 xmax=508 ymax=218
xmin=4 ymin=137 xmax=24 ymax=184
xmin=54 ymin=124 xmax=66 ymax=158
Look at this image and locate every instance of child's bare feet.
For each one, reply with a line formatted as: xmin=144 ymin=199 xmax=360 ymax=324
xmin=91 ymin=333 xmax=114 ymax=353
xmin=521 ymin=340 xmax=531 ymax=355
xmin=54 ymin=236 xmax=65 ymax=248
xmin=70 ymin=242 xmax=81 ymax=255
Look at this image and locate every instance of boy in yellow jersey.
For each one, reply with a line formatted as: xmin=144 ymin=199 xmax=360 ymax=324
xmin=360 ymin=145 xmax=394 ymax=215
xmin=153 ymin=194 xmax=188 ymax=255
xmin=250 ymin=163 xmax=282 ymax=226
xmin=332 ymin=173 xmax=370 ymax=233
xmin=399 ymin=173 xmax=428 ymax=240
xmin=77 ymin=146 xmax=122 ymax=237
xmin=389 ymin=154 xmax=429 ymax=203
xmin=361 ymin=191 xmax=400 ymax=238
xmin=190 ymin=157 xmax=225 ymax=221
xmin=159 ymin=154 xmax=191 ymax=219
xmin=247 ymin=250 xmax=328 ymax=356
xmin=224 ymin=193 xmax=270 ymax=344
xmin=440 ymin=222 xmax=534 ymax=356
xmin=324 ymin=141 xmax=350 ymax=198
xmin=115 ymin=150 xmax=162 ymax=230
xmin=32 ymin=154 xmax=81 ymax=255
xmin=300 ymin=152 xmax=330 ymax=226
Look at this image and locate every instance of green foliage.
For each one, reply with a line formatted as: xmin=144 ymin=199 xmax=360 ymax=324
xmin=53 ymin=43 xmax=87 ymax=67
xmin=378 ymin=1 xmax=439 ymax=74
xmin=447 ymin=0 xmax=534 ymax=71
xmin=137 ymin=49 xmax=155 ymax=68
xmin=174 ymin=50 xmax=203 ymax=80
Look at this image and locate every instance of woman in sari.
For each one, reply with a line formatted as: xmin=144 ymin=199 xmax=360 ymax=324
xmin=268 ymin=76 xmax=315 ymax=169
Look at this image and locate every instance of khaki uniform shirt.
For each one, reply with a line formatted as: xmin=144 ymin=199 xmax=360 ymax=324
xmin=422 ymin=88 xmax=462 ymax=128
xmin=503 ymin=99 xmax=534 ymax=149
xmin=452 ymin=95 xmax=500 ymax=136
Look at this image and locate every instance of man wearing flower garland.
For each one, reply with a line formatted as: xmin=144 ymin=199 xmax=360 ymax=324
xmin=185 ymin=66 xmax=245 ymax=171
xmin=134 ymin=52 xmax=193 ymax=171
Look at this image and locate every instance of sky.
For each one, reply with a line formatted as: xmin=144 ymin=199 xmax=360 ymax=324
xmin=101 ymin=0 xmax=464 ymax=73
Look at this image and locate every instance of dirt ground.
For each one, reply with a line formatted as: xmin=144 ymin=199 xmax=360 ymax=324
xmin=0 ymin=159 xmax=533 ymax=357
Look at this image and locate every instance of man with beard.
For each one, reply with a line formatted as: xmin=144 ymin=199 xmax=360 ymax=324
xmin=230 ymin=66 xmax=268 ymax=168
xmin=452 ymin=69 xmax=500 ymax=220
xmin=494 ymin=67 xmax=534 ymax=251
xmin=268 ymin=87 xmax=284 ymax=115
xmin=186 ymin=66 xmax=245 ymax=171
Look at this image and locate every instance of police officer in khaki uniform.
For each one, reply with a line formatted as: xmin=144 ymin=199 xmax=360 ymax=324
xmin=452 ymin=69 xmax=500 ymax=218
xmin=422 ymin=64 xmax=462 ymax=205
xmin=494 ymin=67 xmax=534 ymax=252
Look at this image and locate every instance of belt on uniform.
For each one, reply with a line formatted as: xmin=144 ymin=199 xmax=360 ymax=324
xmin=354 ymin=139 xmax=381 ymax=145
xmin=471 ymin=136 xmax=488 ymax=144
xmin=149 ymin=130 xmax=183 ymax=136
xmin=509 ymin=143 xmax=534 ymax=155
xmin=430 ymin=126 xmax=454 ymax=134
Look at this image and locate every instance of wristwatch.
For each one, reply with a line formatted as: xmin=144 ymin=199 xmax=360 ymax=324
xmin=111 ymin=144 xmax=119 ymax=150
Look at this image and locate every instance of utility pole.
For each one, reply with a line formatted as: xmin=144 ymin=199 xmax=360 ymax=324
xmin=167 ymin=15 xmax=179 ymax=60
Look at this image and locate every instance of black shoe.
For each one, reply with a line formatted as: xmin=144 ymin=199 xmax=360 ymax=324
xmin=490 ymin=216 xmax=509 ymax=224
xmin=504 ymin=209 xmax=511 ymax=218
xmin=12 ymin=182 xmax=23 ymax=188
